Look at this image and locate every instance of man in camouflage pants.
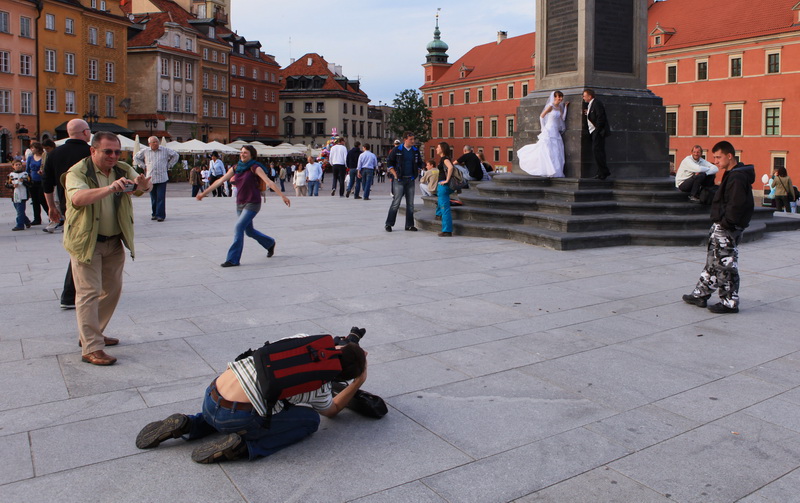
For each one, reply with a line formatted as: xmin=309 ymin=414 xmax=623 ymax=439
xmin=682 ymin=141 xmax=754 ymax=314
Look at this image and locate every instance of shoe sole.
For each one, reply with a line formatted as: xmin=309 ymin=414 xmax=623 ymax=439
xmin=191 ymin=433 xmax=243 ymax=463
xmin=136 ymin=414 xmax=189 ymax=449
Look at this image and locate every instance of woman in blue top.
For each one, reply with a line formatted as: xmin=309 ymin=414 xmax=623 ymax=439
xmin=25 ymin=142 xmax=49 ymax=225
xmin=197 ymin=145 xmax=290 ymax=267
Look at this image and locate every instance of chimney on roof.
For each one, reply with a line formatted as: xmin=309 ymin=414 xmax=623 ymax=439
xmin=497 ymin=31 xmax=507 ymax=44
xmin=290 ymin=58 xmax=295 ymax=64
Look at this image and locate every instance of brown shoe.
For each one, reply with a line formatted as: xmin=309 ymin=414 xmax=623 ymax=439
xmin=81 ymin=350 xmax=117 ymax=366
xmin=78 ymin=336 xmax=119 ymax=347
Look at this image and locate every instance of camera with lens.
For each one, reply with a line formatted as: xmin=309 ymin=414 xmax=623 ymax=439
xmin=333 ymin=326 xmax=365 ymax=346
xmin=122 ymin=182 xmax=137 ymax=193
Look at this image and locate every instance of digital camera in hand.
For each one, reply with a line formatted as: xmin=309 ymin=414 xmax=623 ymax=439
xmin=122 ymin=182 xmax=137 ymax=192
xmin=334 ymin=326 xmax=366 ymax=346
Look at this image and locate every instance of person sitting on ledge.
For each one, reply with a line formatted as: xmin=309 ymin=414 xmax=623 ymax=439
xmin=675 ymin=145 xmax=718 ymax=203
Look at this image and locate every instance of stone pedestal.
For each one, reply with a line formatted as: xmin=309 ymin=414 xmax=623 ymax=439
xmin=513 ymin=0 xmax=669 ymax=179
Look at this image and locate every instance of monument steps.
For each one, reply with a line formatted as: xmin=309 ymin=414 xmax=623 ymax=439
xmin=412 ymin=173 xmax=798 ymax=250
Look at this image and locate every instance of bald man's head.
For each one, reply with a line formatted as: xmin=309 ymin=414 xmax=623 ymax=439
xmin=66 ymin=119 xmax=91 ymax=141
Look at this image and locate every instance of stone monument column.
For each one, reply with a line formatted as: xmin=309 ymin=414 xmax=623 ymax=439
xmin=513 ymin=0 xmax=668 ymax=178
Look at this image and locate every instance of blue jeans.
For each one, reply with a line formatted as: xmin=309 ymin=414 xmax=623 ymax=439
xmin=437 ymin=184 xmax=453 ymax=232
xmin=361 ymin=170 xmax=375 ymax=199
xmin=150 ymin=182 xmax=167 ymax=219
xmin=186 ymin=383 xmax=321 ymax=460
xmin=385 ymin=178 xmax=416 ymax=228
xmin=307 ymin=180 xmax=320 ymax=196
xmin=13 ymin=200 xmax=30 ymax=228
xmin=226 ymin=205 xmax=275 ymax=265
xmin=347 ymin=170 xmax=362 ymax=196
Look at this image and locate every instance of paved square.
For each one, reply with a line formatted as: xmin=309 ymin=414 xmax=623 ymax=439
xmin=2 ymin=184 xmax=799 ymax=502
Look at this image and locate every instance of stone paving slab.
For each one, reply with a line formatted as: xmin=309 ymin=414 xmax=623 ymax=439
xmin=1 ymin=186 xmax=800 ymax=501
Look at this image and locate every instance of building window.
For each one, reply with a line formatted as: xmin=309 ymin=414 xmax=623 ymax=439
xmin=231 ymin=112 xmax=237 ymax=125
xmin=105 ymin=95 xmax=114 ymax=117
xmin=765 ymin=107 xmax=780 ymax=136
xmin=304 ymin=102 xmax=313 ymax=113
xmin=477 ymin=89 xmax=483 ymax=102
xmin=666 ymin=64 xmax=677 ymax=83
xmin=240 ymin=112 xmax=245 ymax=124
xmin=730 ymin=56 xmax=742 ymax=78
xmin=20 ymin=16 xmax=32 ymax=37
xmin=316 ymin=102 xmax=325 ymax=113
xmin=105 ymin=62 xmax=114 ymax=82
xmin=221 ymin=76 xmax=226 ymax=91
xmin=203 ymin=100 xmax=209 ymax=117
xmin=65 ymin=53 xmax=75 ymax=75
xmin=767 ymin=52 xmax=780 ymax=74
xmin=211 ymin=74 xmax=217 ymax=89
xmin=88 ymin=27 xmax=97 ymax=45
xmin=0 ymin=51 xmax=9 ymax=73
xmin=185 ymin=95 xmax=192 ymax=113
xmin=448 ymin=93 xmax=454 ymax=105
xmin=211 ymin=50 xmax=217 ymax=62
xmin=464 ymin=90 xmax=470 ymax=104
xmin=186 ymin=63 xmax=193 ymax=81
xmin=88 ymin=94 xmax=98 ymax=114
xmin=239 ymin=67 xmax=244 ymax=76
xmin=88 ymin=59 xmax=98 ymax=80
xmin=231 ymin=84 xmax=236 ymax=97
xmin=665 ymin=110 xmax=677 ymax=136
xmin=0 ymin=90 xmax=10 ymax=113
xmin=174 ymin=94 xmax=181 ymax=113
xmin=428 ymin=95 xmax=432 ymax=107
xmin=186 ymin=38 xmax=193 ymax=52
xmin=65 ymin=18 xmax=74 ymax=34
xmin=437 ymin=121 xmax=443 ymax=138
xmin=173 ymin=34 xmax=180 ymax=48
xmin=20 ymin=91 xmax=32 ymax=114
xmin=0 ymin=12 xmax=8 ymax=34
xmin=161 ymin=58 xmax=169 ymax=77
xmin=203 ymin=48 xmax=208 ymax=60
xmin=231 ymin=64 xmax=236 ymax=75
xmin=491 ymin=87 xmax=497 ymax=101
xmin=20 ymin=54 xmax=31 ymax=75
xmin=45 ymin=89 xmax=56 ymax=112
xmin=343 ymin=103 xmax=347 ymax=114
xmin=220 ymin=53 xmax=226 ymax=64
xmin=727 ymin=108 xmax=742 ymax=136
xmin=522 ymin=83 xmax=528 ymax=96
xmin=490 ymin=118 xmax=498 ymax=137
xmin=696 ymin=60 xmax=708 ymax=81
xmin=212 ymin=102 xmax=218 ymax=117
xmin=477 ymin=119 xmax=484 ymax=137
xmin=286 ymin=102 xmax=294 ymax=113
xmin=251 ymin=68 xmax=257 ymax=79
xmin=463 ymin=120 xmax=470 ymax=138
xmin=160 ymin=93 xmax=168 ymax=111
xmin=694 ymin=109 xmax=708 ymax=136
xmin=317 ymin=122 xmax=325 ymax=135
xmin=508 ymin=85 xmax=514 ymax=99
xmin=45 ymin=49 xmax=56 ymax=72
xmin=437 ymin=94 xmax=443 ymax=107
xmin=45 ymin=13 xmax=55 ymax=30
xmin=239 ymin=86 xmax=244 ymax=98
xmin=252 ymin=89 xmax=257 ymax=100
xmin=772 ymin=155 xmax=786 ymax=171
xmin=173 ymin=60 xmax=181 ymax=78
xmin=507 ymin=149 xmax=514 ymax=162
xmin=105 ymin=31 xmax=113 ymax=48
xmin=507 ymin=118 xmax=514 ymax=136
xmin=100 ymin=0 xmax=106 ymax=9
xmin=493 ymin=148 xmax=500 ymax=162
xmin=448 ymin=121 xmax=454 ymax=138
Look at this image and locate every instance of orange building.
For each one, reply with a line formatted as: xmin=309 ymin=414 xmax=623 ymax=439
xmin=38 ymin=0 xmax=131 ymax=139
xmin=648 ymin=0 xmax=800 ymax=181
xmin=0 ymin=0 xmax=38 ymax=160
xmin=420 ymin=27 xmax=535 ymax=171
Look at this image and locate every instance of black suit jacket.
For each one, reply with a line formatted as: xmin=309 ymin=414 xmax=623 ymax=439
xmin=585 ymin=99 xmax=610 ymax=138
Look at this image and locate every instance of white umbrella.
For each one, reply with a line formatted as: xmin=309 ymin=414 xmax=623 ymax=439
xmin=160 ymin=136 xmax=168 ymax=146
xmin=226 ymin=140 xmax=249 ymax=149
xmin=206 ymin=141 xmax=239 ymax=155
xmin=169 ymin=139 xmax=212 ymax=154
xmin=115 ymin=134 xmax=139 ymax=152
xmin=133 ymin=134 xmax=141 ymax=158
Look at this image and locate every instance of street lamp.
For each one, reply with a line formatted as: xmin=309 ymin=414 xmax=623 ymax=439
xmin=200 ymin=123 xmax=213 ymax=142
xmin=144 ymin=118 xmax=158 ymax=136
xmin=83 ymin=111 xmax=99 ymax=130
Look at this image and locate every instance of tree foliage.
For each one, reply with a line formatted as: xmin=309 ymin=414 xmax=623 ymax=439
xmin=387 ymin=89 xmax=432 ymax=144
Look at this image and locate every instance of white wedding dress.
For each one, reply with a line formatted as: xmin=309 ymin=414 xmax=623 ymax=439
xmin=518 ymin=94 xmax=567 ymax=178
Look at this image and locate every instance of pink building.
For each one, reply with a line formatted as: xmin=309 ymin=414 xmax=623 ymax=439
xmin=0 ymin=0 xmax=38 ymax=161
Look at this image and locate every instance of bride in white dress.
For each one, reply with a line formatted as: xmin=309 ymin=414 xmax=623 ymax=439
xmin=517 ymin=91 xmax=569 ymax=177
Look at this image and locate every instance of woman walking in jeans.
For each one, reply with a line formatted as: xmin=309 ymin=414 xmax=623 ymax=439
xmin=197 ymin=145 xmax=290 ymax=267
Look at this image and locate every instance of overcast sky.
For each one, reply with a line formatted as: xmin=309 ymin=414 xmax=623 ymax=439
xmin=231 ymin=1 xmax=536 ymax=106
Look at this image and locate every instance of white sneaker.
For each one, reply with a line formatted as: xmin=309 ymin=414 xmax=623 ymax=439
xmin=43 ymin=221 xmax=58 ymax=233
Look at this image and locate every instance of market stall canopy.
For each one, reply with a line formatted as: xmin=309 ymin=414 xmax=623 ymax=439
xmin=54 ymin=134 xmax=142 ymax=152
xmin=206 ymin=141 xmax=239 ymax=155
xmin=167 ymin=139 xmax=212 ymax=154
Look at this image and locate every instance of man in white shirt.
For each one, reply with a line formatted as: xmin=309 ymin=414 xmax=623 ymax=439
xmin=305 ymin=156 xmax=323 ymax=196
xmin=329 ymin=137 xmax=348 ymax=197
xmin=356 ymin=143 xmax=378 ymax=200
xmin=133 ymin=136 xmax=179 ymax=221
xmin=675 ymin=145 xmax=719 ymax=203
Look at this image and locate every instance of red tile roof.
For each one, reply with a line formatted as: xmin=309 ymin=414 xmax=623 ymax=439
xmin=281 ymin=53 xmax=367 ymax=97
xmin=422 ymin=32 xmax=535 ymax=89
xmin=648 ymin=0 xmax=800 ymax=51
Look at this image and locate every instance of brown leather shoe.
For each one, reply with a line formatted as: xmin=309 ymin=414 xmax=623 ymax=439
xmin=81 ymin=350 xmax=117 ymax=366
xmin=78 ymin=336 xmax=119 ymax=347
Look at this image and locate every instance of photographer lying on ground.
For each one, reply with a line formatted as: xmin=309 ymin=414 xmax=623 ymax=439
xmin=136 ymin=329 xmax=368 ymax=463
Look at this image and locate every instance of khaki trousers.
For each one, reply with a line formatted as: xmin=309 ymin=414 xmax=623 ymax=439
xmin=71 ymin=238 xmax=125 ymax=355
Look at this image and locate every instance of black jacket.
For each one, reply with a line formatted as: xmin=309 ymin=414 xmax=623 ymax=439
xmin=584 ymin=99 xmax=610 ymax=137
xmin=42 ymin=139 xmax=91 ymax=193
xmin=386 ymin=144 xmax=423 ymax=179
xmin=346 ymin=147 xmax=361 ymax=171
xmin=709 ymin=163 xmax=755 ymax=230
xmin=457 ymin=152 xmax=483 ymax=180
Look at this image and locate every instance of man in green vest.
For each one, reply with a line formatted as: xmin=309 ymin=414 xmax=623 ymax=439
xmin=64 ymin=131 xmax=151 ymax=365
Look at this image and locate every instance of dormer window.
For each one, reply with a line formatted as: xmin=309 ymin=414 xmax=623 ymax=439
xmin=654 ymin=35 xmax=662 ymax=46
xmin=208 ymin=27 xmax=215 ymax=38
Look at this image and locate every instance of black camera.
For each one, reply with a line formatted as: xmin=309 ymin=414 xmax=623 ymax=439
xmin=122 ymin=182 xmax=137 ymax=192
xmin=334 ymin=326 xmax=365 ymax=346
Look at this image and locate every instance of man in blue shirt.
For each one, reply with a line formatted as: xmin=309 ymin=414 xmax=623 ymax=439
xmin=384 ymin=132 xmax=423 ymax=232
xmin=356 ymin=143 xmax=378 ymax=200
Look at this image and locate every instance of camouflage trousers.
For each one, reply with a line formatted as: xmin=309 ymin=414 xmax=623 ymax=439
xmin=692 ymin=223 xmax=743 ymax=309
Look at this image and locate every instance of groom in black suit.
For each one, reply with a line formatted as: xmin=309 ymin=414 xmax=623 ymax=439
xmin=582 ymin=89 xmax=611 ymax=180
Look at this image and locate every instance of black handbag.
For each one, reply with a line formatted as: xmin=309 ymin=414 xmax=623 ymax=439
xmin=331 ymin=381 xmax=388 ymax=419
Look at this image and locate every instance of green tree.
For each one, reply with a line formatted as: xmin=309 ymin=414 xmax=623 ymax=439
xmin=387 ymin=89 xmax=432 ymax=143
